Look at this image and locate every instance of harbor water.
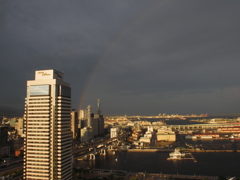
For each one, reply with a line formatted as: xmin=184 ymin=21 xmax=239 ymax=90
xmin=74 ymin=151 xmax=240 ymax=177
xmin=75 ymin=119 xmax=240 ymax=177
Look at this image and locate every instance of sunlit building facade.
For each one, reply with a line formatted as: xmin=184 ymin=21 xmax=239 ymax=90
xmin=23 ymin=69 xmax=72 ymax=180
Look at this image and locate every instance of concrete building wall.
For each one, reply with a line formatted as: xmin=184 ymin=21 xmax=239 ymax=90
xmin=157 ymin=133 xmax=176 ymax=141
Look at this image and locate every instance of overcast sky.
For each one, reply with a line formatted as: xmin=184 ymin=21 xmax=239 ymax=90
xmin=1 ymin=0 xmax=240 ymax=116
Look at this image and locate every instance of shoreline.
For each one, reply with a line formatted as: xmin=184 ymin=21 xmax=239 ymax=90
xmin=126 ymin=148 xmax=240 ymax=152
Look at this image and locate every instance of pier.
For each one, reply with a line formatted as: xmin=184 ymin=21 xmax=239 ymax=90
xmin=185 ymin=151 xmax=197 ymax=162
xmin=128 ymin=149 xmax=172 ymax=152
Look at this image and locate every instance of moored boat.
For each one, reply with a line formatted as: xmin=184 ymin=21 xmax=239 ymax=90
xmin=167 ymin=149 xmax=185 ymax=160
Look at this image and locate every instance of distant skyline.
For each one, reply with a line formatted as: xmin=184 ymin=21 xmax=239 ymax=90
xmin=1 ymin=1 xmax=240 ymax=116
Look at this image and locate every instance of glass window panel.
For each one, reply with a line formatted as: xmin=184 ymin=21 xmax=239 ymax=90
xmin=59 ymin=86 xmax=71 ymax=98
xmin=30 ymin=85 xmax=50 ymax=96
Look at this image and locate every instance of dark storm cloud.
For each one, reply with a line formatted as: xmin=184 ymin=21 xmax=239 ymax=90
xmin=1 ymin=0 xmax=240 ymax=115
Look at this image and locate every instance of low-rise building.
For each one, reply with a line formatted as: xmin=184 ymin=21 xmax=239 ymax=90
xmin=132 ymin=131 xmax=142 ymax=141
xmin=139 ymin=136 xmax=151 ymax=143
xmin=156 ymin=126 xmax=176 ymax=141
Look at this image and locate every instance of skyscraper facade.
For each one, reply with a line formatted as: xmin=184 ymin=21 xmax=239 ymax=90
xmin=96 ymin=99 xmax=104 ymax=136
xmin=23 ymin=69 xmax=72 ymax=180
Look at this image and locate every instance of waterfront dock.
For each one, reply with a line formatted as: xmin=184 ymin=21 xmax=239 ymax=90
xmin=132 ymin=172 xmax=218 ymax=180
xmin=128 ymin=149 xmax=172 ymax=152
xmin=185 ymin=151 xmax=197 ymax=162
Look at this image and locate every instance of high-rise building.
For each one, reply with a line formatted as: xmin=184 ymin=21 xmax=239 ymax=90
xmin=79 ymin=100 xmax=105 ymax=142
xmin=79 ymin=109 xmax=88 ymax=128
xmin=23 ymin=69 xmax=72 ymax=180
xmin=71 ymin=110 xmax=80 ymax=140
xmin=80 ymin=105 xmax=93 ymax=142
xmin=95 ymin=99 xmax=104 ymax=135
xmin=78 ymin=109 xmax=88 ymax=121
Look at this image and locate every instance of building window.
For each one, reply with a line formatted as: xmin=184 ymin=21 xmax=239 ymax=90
xmin=59 ymin=86 xmax=71 ymax=98
xmin=30 ymin=85 xmax=50 ymax=96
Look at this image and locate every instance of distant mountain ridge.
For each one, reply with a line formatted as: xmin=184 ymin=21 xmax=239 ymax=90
xmin=0 ymin=105 xmax=24 ymax=117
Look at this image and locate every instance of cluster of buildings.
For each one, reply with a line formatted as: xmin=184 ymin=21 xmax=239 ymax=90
xmin=2 ymin=68 xmax=204 ymax=179
xmin=0 ymin=101 xmax=105 ymax=159
xmin=127 ymin=122 xmax=176 ymax=147
xmin=0 ymin=117 xmax=24 ymax=157
xmin=1 ymin=117 xmax=24 ymax=137
xmin=0 ymin=125 xmax=10 ymax=156
xmin=0 ymin=69 xmax=109 ymax=180
xmin=139 ymin=126 xmax=154 ymax=144
xmin=158 ymin=113 xmax=208 ymax=119
xmin=76 ymin=101 xmax=104 ymax=142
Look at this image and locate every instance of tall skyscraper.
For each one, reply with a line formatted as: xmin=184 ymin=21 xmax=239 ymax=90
xmin=80 ymin=105 xmax=93 ymax=142
xmin=96 ymin=99 xmax=104 ymax=135
xmin=71 ymin=110 xmax=80 ymax=140
xmin=97 ymin=99 xmax=101 ymax=115
xmin=23 ymin=69 xmax=72 ymax=180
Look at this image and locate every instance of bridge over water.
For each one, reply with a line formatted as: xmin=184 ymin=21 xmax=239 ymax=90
xmin=72 ymin=133 xmax=126 ymax=155
xmin=73 ymin=145 xmax=117 ymax=160
xmin=72 ymin=133 xmax=127 ymax=160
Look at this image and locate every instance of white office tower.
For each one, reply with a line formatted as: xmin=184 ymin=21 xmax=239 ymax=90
xmin=110 ymin=128 xmax=118 ymax=138
xmin=23 ymin=69 xmax=72 ymax=180
xmin=87 ymin=105 xmax=91 ymax=127
xmin=79 ymin=109 xmax=88 ymax=120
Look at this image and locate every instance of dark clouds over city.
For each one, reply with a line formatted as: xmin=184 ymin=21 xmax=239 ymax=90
xmin=1 ymin=0 xmax=240 ymax=115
